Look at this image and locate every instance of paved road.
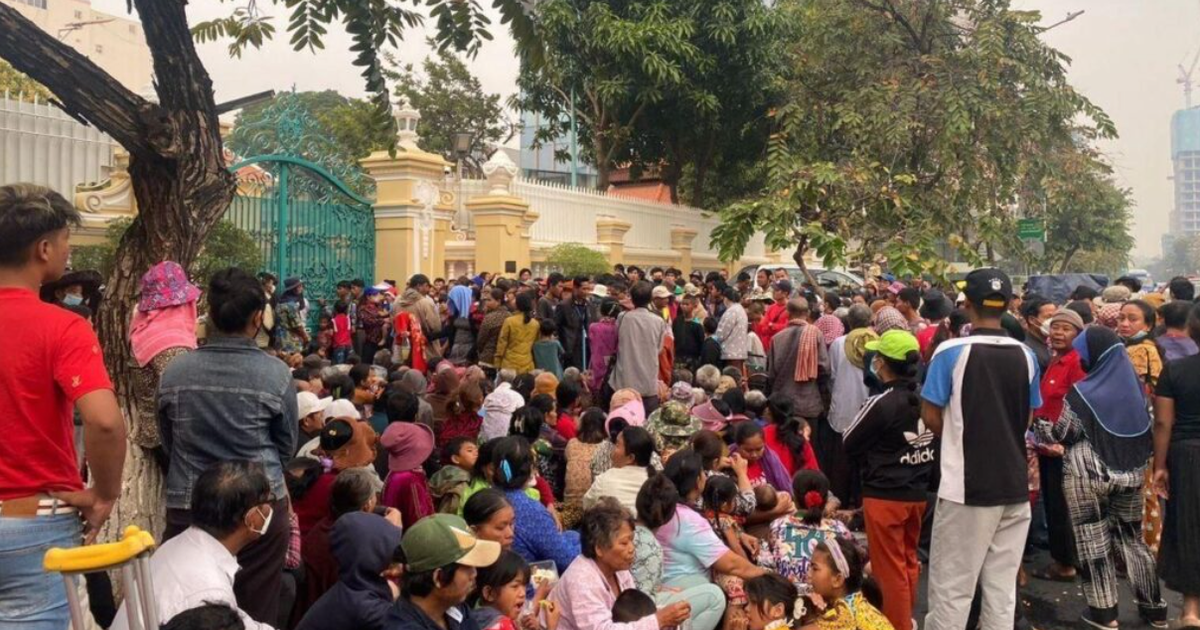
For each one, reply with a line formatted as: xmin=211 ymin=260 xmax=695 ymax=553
xmin=909 ymin=550 xmax=1185 ymax=629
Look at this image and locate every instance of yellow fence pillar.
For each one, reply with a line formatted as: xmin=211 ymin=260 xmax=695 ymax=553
xmin=468 ymin=151 xmax=535 ymax=277
xmin=360 ymin=100 xmax=454 ymax=284
xmin=670 ymin=225 xmax=698 ymax=273
xmin=596 ymin=215 xmax=632 ymax=266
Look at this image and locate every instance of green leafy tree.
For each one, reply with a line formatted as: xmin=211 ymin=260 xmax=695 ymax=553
xmin=545 ymin=243 xmax=610 ymax=277
xmin=72 ymin=218 xmax=263 ymax=291
xmin=514 ymin=0 xmax=704 ymax=189
xmin=627 ymin=0 xmax=786 ymax=208
xmin=709 ymin=0 xmax=1115 ymax=285
xmin=1020 ymin=144 xmax=1134 ymax=274
xmin=389 ymin=48 xmax=511 ymax=177
xmin=0 ymin=59 xmax=50 ymax=101
xmin=0 ymin=0 xmax=535 ymax=540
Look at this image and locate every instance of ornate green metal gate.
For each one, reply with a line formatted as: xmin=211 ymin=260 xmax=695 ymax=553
xmin=226 ymin=155 xmax=375 ymax=308
xmin=223 ymin=92 xmax=376 ymax=322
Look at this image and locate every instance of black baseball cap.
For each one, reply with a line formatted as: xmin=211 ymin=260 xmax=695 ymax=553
xmin=964 ymin=268 xmax=1012 ymax=309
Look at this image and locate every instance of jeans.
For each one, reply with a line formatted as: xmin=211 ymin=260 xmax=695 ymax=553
xmin=0 ymin=514 xmax=81 ymax=629
xmin=332 ymin=346 xmax=352 ymax=364
xmin=660 ymin=574 xmax=726 ymax=630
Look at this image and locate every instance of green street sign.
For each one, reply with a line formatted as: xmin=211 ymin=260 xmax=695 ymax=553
xmin=1017 ymin=218 xmax=1045 ymax=241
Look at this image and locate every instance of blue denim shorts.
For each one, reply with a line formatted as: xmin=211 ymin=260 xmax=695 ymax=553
xmin=0 ymin=514 xmax=80 ymax=629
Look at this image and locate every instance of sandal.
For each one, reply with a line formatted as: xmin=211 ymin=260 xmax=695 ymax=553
xmin=1031 ymin=565 xmax=1077 ymax=583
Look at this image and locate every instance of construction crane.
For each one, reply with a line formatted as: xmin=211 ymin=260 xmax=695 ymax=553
xmin=1179 ymin=47 xmax=1200 ymax=109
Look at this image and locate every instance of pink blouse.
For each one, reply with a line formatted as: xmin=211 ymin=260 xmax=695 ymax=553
xmin=549 ymin=557 xmax=659 ymax=630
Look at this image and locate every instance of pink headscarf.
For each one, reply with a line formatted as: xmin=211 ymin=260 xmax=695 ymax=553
xmin=130 ymin=301 xmax=198 ymax=368
xmin=606 ymin=399 xmax=646 ymax=433
xmin=609 ymin=388 xmax=643 ymax=412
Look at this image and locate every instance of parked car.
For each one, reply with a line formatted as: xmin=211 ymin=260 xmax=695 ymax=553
xmin=736 ymin=263 xmax=865 ymax=292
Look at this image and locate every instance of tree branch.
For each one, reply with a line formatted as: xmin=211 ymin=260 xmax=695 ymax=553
xmin=0 ymin=4 xmax=171 ymax=158
xmin=852 ymin=0 xmax=928 ymax=54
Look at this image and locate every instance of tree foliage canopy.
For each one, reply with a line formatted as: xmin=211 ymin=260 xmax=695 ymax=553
xmin=192 ymin=0 xmax=538 ymax=136
xmin=710 ymin=0 xmax=1118 ymax=281
xmin=0 ymin=59 xmax=50 ymax=101
xmin=513 ymin=0 xmax=708 ymax=190
xmin=545 ymin=242 xmax=610 ymax=277
xmin=72 ymin=218 xmax=263 ymax=291
xmin=389 ymin=48 xmax=511 ymax=176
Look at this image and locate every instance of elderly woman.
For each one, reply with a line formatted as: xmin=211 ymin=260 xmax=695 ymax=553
xmin=1154 ymin=302 xmax=1200 ymax=629
xmin=1034 ymin=326 xmax=1166 ymax=629
xmin=491 ymin=436 xmax=580 ymax=572
xmin=649 ymin=449 xmax=767 ymax=629
xmin=550 ymin=499 xmax=692 ymax=630
xmin=130 ymin=261 xmax=199 ymax=467
xmin=1031 ymin=309 xmax=1086 ymax=583
xmin=397 ymin=369 xmax=435 ymax=428
xmin=481 ymin=369 xmax=523 ymax=442
xmin=695 ymin=364 xmax=722 ymax=397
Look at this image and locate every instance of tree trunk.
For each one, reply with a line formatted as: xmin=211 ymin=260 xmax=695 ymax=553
xmin=1056 ymin=246 xmax=1080 ymax=274
xmin=690 ymin=160 xmax=710 ymax=209
xmin=791 ymin=232 xmax=823 ymax=299
xmin=1 ymin=1 xmax=236 ymax=544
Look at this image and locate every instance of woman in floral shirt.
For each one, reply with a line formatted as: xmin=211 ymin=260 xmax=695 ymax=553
xmin=759 ymin=469 xmax=849 ymax=592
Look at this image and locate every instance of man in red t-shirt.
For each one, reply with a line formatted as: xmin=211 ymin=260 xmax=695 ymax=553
xmin=0 ymin=184 xmax=126 ymax=628
xmin=754 ymin=279 xmax=793 ymax=350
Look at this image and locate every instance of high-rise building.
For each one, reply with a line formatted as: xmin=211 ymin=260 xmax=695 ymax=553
xmin=1170 ymin=108 xmax=1200 ymax=236
xmin=519 ymin=110 xmax=597 ymax=188
xmin=1 ymin=0 xmax=152 ymax=91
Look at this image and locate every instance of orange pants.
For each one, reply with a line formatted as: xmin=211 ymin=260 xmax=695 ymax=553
xmin=863 ymin=497 xmax=926 ymax=630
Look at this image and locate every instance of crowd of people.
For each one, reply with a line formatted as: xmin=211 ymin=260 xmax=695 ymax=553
xmin=2 ymin=183 xmax=1199 ymax=630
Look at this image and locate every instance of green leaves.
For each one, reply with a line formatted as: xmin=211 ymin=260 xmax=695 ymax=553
xmin=545 ymin=243 xmax=611 ymax=276
xmin=712 ymin=0 xmax=1119 ymax=279
xmin=191 ymin=0 xmax=540 ymax=145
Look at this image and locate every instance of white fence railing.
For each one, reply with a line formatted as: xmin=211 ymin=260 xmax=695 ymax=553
xmin=0 ymin=93 xmax=117 ymax=197
xmin=457 ymin=176 xmax=765 ymax=260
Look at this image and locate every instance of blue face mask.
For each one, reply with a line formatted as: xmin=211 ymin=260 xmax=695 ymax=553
xmin=62 ymin=294 xmax=84 ymax=307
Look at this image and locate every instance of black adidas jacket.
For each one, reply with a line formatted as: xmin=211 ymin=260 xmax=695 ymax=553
xmin=842 ymin=380 xmax=936 ymax=502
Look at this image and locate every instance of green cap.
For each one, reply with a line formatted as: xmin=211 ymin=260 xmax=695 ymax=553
xmin=865 ymin=329 xmax=920 ymax=362
xmin=400 ymin=513 xmax=501 ymax=573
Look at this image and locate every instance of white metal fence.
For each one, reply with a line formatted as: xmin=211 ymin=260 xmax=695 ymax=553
xmin=458 ymin=176 xmax=765 ymax=259
xmin=0 ymin=93 xmax=117 ymax=197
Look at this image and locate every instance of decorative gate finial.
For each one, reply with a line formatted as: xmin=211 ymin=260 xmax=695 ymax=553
xmin=393 ymin=97 xmax=422 ymax=151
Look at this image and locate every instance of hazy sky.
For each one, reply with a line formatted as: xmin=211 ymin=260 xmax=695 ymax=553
xmin=90 ymin=0 xmax=1199 ymax=259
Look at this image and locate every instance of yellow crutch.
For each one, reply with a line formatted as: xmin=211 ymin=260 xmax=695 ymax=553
xmin=44 ymin=525 xmax=158 ymax=630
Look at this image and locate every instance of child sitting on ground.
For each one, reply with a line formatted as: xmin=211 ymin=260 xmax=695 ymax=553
xmin=429 ymin=437 xmax=479 ymax=514
xmin=744 ymin=572 xmax=818 ymax=630
xmin=438 ymin=382 xmax=485 ymax=449
xmin=472 ymin=550 xmax=555 ymax=630
xmin=807 ymin=537 xmax=892 ymax=630
xmin=612 ymin=589 xmax=657 ymax=624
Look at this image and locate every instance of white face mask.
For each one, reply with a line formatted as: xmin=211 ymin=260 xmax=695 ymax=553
xmin=248 ymin=505 xmax=273 ymax=536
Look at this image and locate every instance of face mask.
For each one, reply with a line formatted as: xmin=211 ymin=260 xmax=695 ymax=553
xmin=63 ymin=294 xmax=84 ymax=307
xmin=1126 ymin=330 xmax=1149 ymax=343
xmin=1040 ymin=320 xmax=1051 ymax=338
xmin=868 ymin=356 xmax=882 ymax=383
xmin=249 ymin=505 xmax=273 ymax=536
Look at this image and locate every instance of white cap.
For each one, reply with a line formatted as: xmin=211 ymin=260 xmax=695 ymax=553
xmin=297 ymin=391 xmax=332 ymax=419
xmin=592 ymin=285 xmax=609 ymax=298
xmin=325 ymin=398 xmax=361 ymax=420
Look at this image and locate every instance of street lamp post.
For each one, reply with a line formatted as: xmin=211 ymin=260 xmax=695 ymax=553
xmin=453 ymin=131 xmax=474 ymax=231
